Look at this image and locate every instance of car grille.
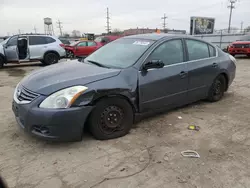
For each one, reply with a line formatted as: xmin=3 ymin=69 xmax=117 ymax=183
xmin=17 ymin=86 xmax=39 ymax=102
xmin=233 ymin=44 xmax=250 ymax=48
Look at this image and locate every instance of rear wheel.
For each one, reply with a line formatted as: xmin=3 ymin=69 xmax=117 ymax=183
xmin=207 ymin=75 xmax=226 ymax=102
xmin=88 ymin=97 xmax=133 ymax=140
xmin=43 ymin=52 xmax=59 ymax=65
xmin=0 ymin=56 xmax=4 ymax=68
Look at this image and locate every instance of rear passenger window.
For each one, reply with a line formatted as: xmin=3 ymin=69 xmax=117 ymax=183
xmin=149 ymin=39 xmax=184 ymax=66
xmin=45 ymin=37 xmax=56 ymax=44
xmin=29 ymin=36 xmax=55 ymax=45
xmin=209 ymin=45 xmax=216 ymax=57
xmin=186 ymin=40 xmax=209 ymax=61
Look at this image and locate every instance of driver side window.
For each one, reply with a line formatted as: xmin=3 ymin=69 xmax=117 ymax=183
xmin=7 ymin=36 xmax=18 ymax=46
xmin=77 ymin=42 xmax=87 ymax=47
xmin=148 ymin=39 xmax=184 ymax=66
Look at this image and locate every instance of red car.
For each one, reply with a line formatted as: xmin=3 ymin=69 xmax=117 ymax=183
xmin=228 ymin=36 xmax=250 ymax=57
xmin=65 ymin=36 xmax=120 ymax=58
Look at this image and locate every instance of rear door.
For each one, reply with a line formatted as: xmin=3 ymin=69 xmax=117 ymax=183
xmin=29 ymin=36 xmax=49 ymax=59
xmin=139 ymin=39 xmax=189 ymax=112
xmin=4 ymin=36 xmax=19 ymax=61
xmin=185 ymin=39 xmax=219 ymax=101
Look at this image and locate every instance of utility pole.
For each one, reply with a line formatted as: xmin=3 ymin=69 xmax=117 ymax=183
xmin=161 ymin=13 xmax=167 ymax=32
xmin=33 ymin=26 xmax=37 ymax=34
xmin=228 ymin=0 xmax=237 ymax=33
xmin=106 ymin=7 xmax=111 ymax=34
xmin=56 ymin=20 xmax=63 ymax=36
xmin=240 ymin=21 xmax=244 ymax=33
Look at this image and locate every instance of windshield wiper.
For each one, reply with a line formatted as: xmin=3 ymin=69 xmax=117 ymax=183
xmin=86 ymin=60 xmax=110 ymax=68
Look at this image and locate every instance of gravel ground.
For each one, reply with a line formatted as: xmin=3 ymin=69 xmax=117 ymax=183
xmin=0 ymin=58 xmax=250 ymax=188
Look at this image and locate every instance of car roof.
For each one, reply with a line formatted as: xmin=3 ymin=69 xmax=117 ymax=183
xmin=123 ymin=33 xmax=188 ymax=41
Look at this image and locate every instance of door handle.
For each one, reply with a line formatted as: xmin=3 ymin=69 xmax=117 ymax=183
xmin=212 ymin=63 xmax=218 ymax=68
xmin=179 ymin=71 xmax=187 ymax=78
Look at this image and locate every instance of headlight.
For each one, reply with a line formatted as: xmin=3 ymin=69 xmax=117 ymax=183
xmin=39 ymin=86 xmax=88 ymax=109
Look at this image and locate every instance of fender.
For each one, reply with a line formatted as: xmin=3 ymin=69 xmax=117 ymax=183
xmin=43 ymin=50 xmax=60 ymax=59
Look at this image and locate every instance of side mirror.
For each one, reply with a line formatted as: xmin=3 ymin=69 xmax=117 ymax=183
xmin=143 ymin=60 xmax=164 ymax=70
xmin=3 ymin=44 xmax=8 ymax=48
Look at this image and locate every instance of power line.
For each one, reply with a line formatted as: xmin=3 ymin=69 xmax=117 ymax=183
xmin=228 ymin=0 xmax=237 ymax=33
xmin=56 ymin=20 xmax=63 ymax=36
xmin=33 ymin=26 xmax=37 ymax=34
xmin=240 ymin=21 xmax=244 ymax=32
xmin=161 ymin=13 xmax=167 ymax=31
xmin=106 ymin=7 xmax=111 ymax=34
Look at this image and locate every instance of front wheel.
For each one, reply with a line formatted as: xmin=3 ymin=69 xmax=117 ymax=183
xmin=88 ymin=98 xmax=133 ymax=140
xmin=43 ymin=53 xmax=59 ymax=65
xmin=207 ymin=75 xmax=226 ymax=102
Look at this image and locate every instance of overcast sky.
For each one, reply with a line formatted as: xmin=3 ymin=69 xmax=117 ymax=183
xmin=0 ymin=0 xmax=249 ymax=36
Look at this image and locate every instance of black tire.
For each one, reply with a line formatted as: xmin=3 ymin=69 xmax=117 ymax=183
xmin=0 ymin=56 xmax=4 ymax=68
xmin=89 ymin=97 xmax=133 ymax=140
xmin=207 ymin=75 xmax=226 ymax=102
xmin=67 ymin=50 xmax=75 ymax=59
xmin=43 ymin=52 xmax=59 ymax=65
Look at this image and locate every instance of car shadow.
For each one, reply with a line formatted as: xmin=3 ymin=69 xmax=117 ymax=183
xmin=1 ymin=62 xmax=44 ymax=69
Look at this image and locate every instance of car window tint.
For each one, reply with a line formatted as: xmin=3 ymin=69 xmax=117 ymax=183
xmin=77 ymin=42 xmax=87 ymax=47
xmin=87 ymin=41 xmax=96 ymax=46
xmin=29 ymin=36 xmax=48 ymax=45
xmin=7 ymin=36 xmax=18 ymax=46
xmin=186 ymin=40 xmax=209 ymax=60
xmin=149 ymin=39 xmax=184 ymax=66
xmin=45 ymin=37 xmax=56 ymax=44
xmin=209 ymin=45 xmax=216 ymax=57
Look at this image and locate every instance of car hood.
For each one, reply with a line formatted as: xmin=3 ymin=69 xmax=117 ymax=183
xmin=21 ymin=60 xmax=121 ymax=95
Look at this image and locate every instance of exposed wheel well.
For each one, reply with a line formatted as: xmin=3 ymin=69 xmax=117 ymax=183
xmin=43 ymin=51 xmax=60 ymax=59
xmin=220 ymin=73 xmax=229 ymax=91
xmin=91 ymin=94 xmax=137 ymax=113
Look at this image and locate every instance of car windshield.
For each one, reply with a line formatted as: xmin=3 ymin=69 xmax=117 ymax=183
xmin=0 ymin=38 xmax=9 ymax=45
xmin=70 ymin=41 xmax=80 ymax=46
xmin=85 ymin=38 xmax=154 ymax=68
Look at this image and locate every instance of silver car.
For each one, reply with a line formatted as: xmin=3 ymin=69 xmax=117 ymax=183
xmin=0 ymin=34 xmax=66 ymax=68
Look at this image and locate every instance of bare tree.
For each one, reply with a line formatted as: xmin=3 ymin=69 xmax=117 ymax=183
xmin=71 ymin=30 xmax=81 ymax=37
xmin=112 ymin=28 xmax=122 ymax=35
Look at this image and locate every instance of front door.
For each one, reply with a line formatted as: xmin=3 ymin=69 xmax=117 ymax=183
xmin=139 ymin=39 xmax=189 ymax=112
xmin=4 ymin=36 xmax=18 ymax=62
xmin=75 ymin=41 xmax=88 ymax=57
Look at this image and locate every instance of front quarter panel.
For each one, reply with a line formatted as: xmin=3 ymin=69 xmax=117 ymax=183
xmin=73 ymin=67 xmax=139 ymax=112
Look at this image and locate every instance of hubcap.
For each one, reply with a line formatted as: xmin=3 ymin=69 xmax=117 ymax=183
xmin=213 ymin=80 xmax=222 ymax=96
xmin=47 ymin=54 xmax=56 ymax=64
xmin=100 ymin=106 xmax=124 ymax=134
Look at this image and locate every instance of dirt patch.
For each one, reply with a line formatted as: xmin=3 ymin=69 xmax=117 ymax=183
xmin=5 ymin=68 xmax=26 ymax=77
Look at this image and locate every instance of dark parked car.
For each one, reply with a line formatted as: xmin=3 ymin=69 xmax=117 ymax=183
xmin=12 ymin=34 xmax=236 ymax=141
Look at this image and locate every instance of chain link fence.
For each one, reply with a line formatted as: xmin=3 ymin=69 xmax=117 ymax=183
xmin=193 ymin=29 xmax=250 ymax=50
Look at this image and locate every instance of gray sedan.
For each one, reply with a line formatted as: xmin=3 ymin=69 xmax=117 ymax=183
xmin=12 ymin=34 xmax=236 ymax=141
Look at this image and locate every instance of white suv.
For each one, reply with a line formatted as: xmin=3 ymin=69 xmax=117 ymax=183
xmin=0 ymin=34 xmax=66 ymax=68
